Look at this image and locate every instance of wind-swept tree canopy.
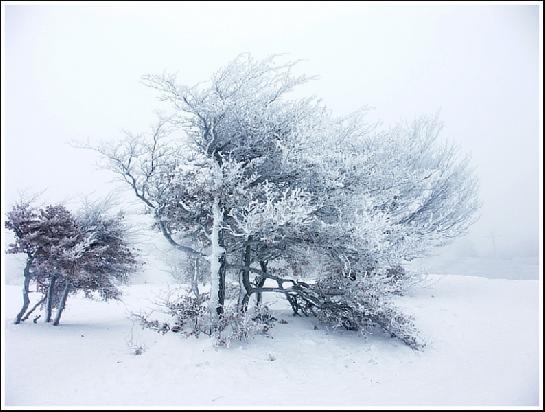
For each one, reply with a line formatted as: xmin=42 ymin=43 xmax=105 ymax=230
xmin=91 ymin=54 xmax=479 ymax=348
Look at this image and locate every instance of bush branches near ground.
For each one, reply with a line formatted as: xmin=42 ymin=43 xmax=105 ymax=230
xmin=310 ymin=274 xmax=426 ymax=350
xmin=131 ymin=291 xmax=276 ymax=347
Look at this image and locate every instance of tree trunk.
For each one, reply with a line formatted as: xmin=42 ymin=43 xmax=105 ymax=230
xmin=191 ymin=258 xmax=200 ymax=297
xmin=15 ymin=257 xmax=34 ymax=324
xmin=217 ymin=252 xmax=226 ymax=315
xmin=239 ymin=239 xmax=253 ymax=312
xmin=21 ymin=296 xmax=46 ymax=322
xmin=255 ymin=260 xmax=268 ymax=306
xmin=45 ymin=274 xmax=58 ymax=322
xmin=53 ymin=281 xmax=70 ymax=326
xmin=208 ymin=197 xmax=226 ymax=316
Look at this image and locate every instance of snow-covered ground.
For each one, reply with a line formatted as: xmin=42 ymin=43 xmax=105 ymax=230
xmin=3 ymin=275 xmax=540 ymax=407
xmin=410 ymin=255 xmax=539 ymax=280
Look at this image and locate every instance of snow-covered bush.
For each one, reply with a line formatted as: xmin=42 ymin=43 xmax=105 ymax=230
xmin=215 ymin=305 xmax=276 ymax=348
xmin=164 ymin=291 xmax=211 ymax=337
xmin=91 ymin=54 xmax=478 ymax=349
xmin=132 ymin=291 xmax=276 ymax=347
xmin=311 ymin=274 xmax=425 ymax=349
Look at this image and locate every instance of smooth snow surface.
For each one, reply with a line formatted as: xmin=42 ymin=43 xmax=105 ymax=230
xmin=4 ymin=275 xmax=539 ymax=407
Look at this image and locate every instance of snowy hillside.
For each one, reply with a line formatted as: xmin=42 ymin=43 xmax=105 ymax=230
xmin=4 ymin=275 xmax=539 ymax=407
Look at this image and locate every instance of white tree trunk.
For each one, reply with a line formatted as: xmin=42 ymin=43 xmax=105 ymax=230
xmin=191 ymin=257 xmax=200 ymax=298
xmin=208 ymin=196 xmax=224 ymax=316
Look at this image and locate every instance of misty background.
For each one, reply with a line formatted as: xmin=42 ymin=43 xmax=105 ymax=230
xmin=3 ymin=3 xmax=540 ymax=281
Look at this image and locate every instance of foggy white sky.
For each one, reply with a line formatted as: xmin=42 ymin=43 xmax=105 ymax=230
xmin=3 ymin=3 xmax=541 ymax=261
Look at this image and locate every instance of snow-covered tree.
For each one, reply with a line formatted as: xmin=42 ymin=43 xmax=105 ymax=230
xmin=91 ymin=54 xmax=478 ymax=348
xmin=5 ymin=201 xmax=46 ymax=324
xmin=5 ymin=200 xmax=140 ymax=325
xmin=47 ymin=201 xmax=140 ymax=325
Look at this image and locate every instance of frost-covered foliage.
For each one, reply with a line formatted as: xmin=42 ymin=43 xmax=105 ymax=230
xmin=132 ymin=290 xmax=276 ymax=347
xmin=5 ymin=201 xmax=77 ymax=324
xmin=92 ymin=54 xmax=479 ymax=348
xmin=215 ymin=305 xmax=276 ymax=348
xmin=312 ymin=273 xmax=424 ymax=349
xmin=5 ymin=199 xmax=140 ymax=325
xmin=71 ymin=200 xmax=140 ymax=301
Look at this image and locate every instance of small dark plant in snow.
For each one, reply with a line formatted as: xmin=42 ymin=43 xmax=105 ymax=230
xmin=126 ymin=325 xmax=147 ymax=355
